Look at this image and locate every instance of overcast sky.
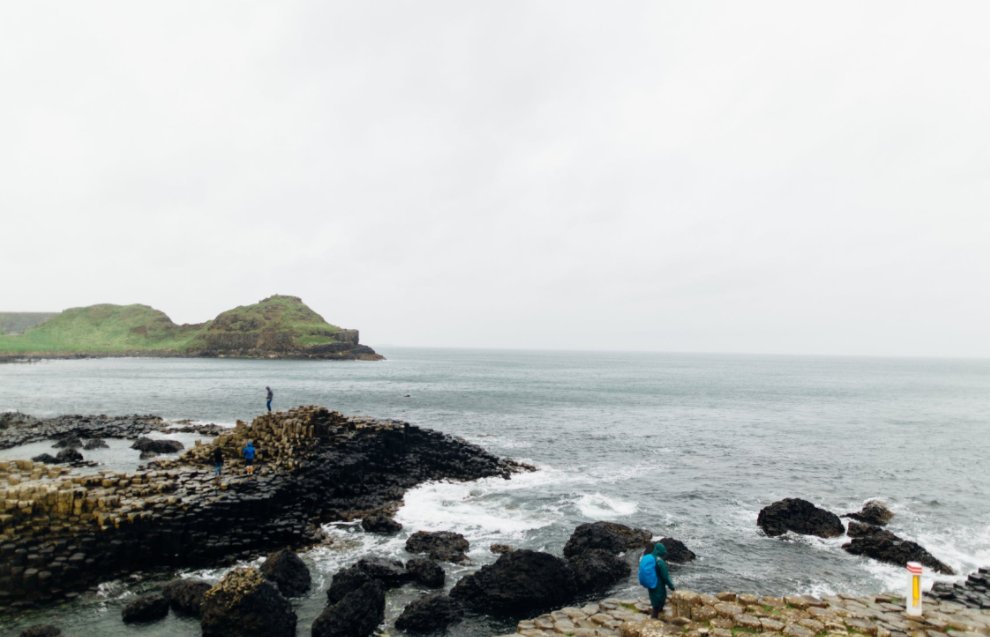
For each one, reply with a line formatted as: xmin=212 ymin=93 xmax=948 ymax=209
xmin=3 ymin=2 xmax=989 ymax=357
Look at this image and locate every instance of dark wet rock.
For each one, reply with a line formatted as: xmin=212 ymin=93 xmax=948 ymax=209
xmin=55 ymin=448 xmax=83 ymax=463
xmin=395 ymin=594 xmax=464 ymax=633
xmin=930 ymin=567 xmax=990 ymax=609
xmin=406 ymin=557 xmax=445 ymax=588
xmin=490 ymin=543 xmax=514 ymax=555
xmin=659 ymin=537 xmax=697 ymax=563
xmin=326 ymin=558 xmax=409 ymax=603
xmin=121 ymin=592 xmax=170 ymax=624
xmin=131 ymin=437 xmax=184 ymax=454
xmin=312 ymin=579 xmax=385 ymax=637
xmin=52 ymin=436 xmax=83 ymax=449
xmin=405 ymin=530 xmax=470 ymax=563
xmin=757 ymin=498 xmax=844 ymax=538
xmin=0 ymin=413 xmax=167 ymax=450
xmin=31 ymin=453 xmax=59 ymax=464
xmin=0 ymin=411 xmax=42 ymax=430
xmin=844 ymin=500 xmax=894 ymax=526
xmin=568 ymin=548 xmax=629 ymax=595
xmin=562 ymin=521 xmax=652 ymax=558
xmin=260 ymin=548 xmax=311 ymax=597
xmin=361 ymin=513 xmax=403 ymax=534
xmin=18 ymin=625 xmax=61 ymax=637
xmin=163 ymin=578 xmax=212 ymax=617
xmin=842 ymin=523 xmax=954 ymax=574
xmin=139 ymin=450 xmax=158 ymax=460
xmin=201 ymin=567 xmax=296 ymax=637
xmin=83 ymin=437 xmax=109 ymax=449
xmin=450 ymin=549 xmax=577 ymax=618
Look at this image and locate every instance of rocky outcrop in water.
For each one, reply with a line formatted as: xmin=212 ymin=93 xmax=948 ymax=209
xmin=163 ymin=578 xmax=212 ymax=617
xmin=569 ymin=548 xmax=630 ymax=595
xmin=405 ymin=530 xmax=470 ymax=563
xmin=395 ymin=594 xmax=464 ymax=633
xmin=757 ymin=498 xmax=844 ymax=538
xmin=843 ymin=500 xmax=894 ymax=526
xmin=260 ymin=548 xmax=311 ymax=597
xmin=406 ymin=557 xmax=445 ymax=588
xmin=0 ymin=413 xmax=216 ymax=450
xmin=19 ymin=624 xmax=62 ymax=637
xmin=843 ymin=521 xmax=954 ymax=574
xmin=659 ymin=536 xmax=697 ymax=563
xmin=0 ymin=406 xmax=527 ymax=610
xmin=121 ymin=592 xmax=169 ymax=624
xmin=361 ymin=512 xmax=402 ymax=534
xmin=312 ymin=579 xmax=385 ymax=637
xmin=563 ymin=521 xmax=652 ymax=557
xmin=131 ymin=437 xmax=184 ymax=454
xmin=200 ymin=567 xmax=296 ymax=637
xmin=450 ymin=549 xmax=578 ymax=618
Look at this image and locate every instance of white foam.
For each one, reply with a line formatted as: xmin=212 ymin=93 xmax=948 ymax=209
xmin=574 ymin=492 xmax=639 ymax=519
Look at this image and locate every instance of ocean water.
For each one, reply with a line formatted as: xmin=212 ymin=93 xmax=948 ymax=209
xmin=1 ymin=348 xmax=989 ymax=635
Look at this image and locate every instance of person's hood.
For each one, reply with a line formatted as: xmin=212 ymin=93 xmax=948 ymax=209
xmin=653 ymin=542 xmax=667 ymax=559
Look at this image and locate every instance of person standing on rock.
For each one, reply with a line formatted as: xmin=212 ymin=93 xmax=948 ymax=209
xmin=242 ymin=440 xmax=256 ymax=475
xmin=638 ymin=542 xmax=676 ymax=619
xmin=212 ymin=446 xmax=224 ymax=482
xmin=266 ymin=386 xmax=273 ymax=413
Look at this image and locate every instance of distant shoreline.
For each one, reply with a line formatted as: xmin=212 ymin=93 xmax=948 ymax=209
xmin=0 ymin=350 xmax=384 ymax=363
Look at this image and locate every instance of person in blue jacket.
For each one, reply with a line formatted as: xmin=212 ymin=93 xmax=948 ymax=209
xmin=640 ymin=542 xmax=676 ymax=618
xmin=242 ymin=440 xmax=256 ymax=475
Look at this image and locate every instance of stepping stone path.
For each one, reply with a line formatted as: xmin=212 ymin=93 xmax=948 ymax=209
xmin=497 ymin=591 xmax=990 ymax=637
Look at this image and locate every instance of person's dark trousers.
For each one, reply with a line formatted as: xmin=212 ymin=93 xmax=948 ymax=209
xmin=266 ymin=399 xmax=272 ymax=412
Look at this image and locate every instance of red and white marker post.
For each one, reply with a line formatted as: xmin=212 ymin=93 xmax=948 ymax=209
xmin=906 ymin=561 xmax=923 ymax=616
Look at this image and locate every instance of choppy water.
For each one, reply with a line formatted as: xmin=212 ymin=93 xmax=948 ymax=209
xmin=1 ymin=349 xmax=989 ymax=635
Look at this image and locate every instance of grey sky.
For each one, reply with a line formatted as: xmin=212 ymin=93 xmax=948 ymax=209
xmin=3 ymin=2 xmax=989 ymax=357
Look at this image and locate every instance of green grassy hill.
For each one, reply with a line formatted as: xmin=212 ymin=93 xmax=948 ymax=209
xmin=0 ymin=296 xmax=379 ymax=360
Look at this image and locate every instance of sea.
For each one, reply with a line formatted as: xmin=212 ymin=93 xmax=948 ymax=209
xmin=1 ymin=348 xmax=988 ymax=636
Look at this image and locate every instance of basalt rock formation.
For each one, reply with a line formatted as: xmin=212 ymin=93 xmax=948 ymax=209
xmin=450 ymin=549 xmax=578 ymax=617
xmin=843 ymin=521 xmax=954 ymax=574
xmin=405 ymin=530 xmax=470 ymax=563
xmin=0 ymin=406 xmax=527 ymax=610
xmin=757 ymin=498 xmax=844 ymax=538
xmin=200 ymin=567 xmax=296 ymax=637
xmin=395 ymin=594 xmax=464 ymax=633
xmin=843 ymin=500 xmax=894 ymax=526
xmin=563 ymin=521 xmax=652 ymax=558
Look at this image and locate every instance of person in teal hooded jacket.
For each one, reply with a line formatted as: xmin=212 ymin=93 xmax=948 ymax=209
xmin=644 ymin=542 xmax=676 ymax=618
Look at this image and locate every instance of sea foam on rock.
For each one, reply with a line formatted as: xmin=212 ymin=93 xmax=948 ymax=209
xmin=757 ymin=498 xmax=844 ymax=538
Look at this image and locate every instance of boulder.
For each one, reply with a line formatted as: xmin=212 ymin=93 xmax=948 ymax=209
xmin=405 ymin=530 xmax=469 ymax=563
xmin=361 ymin=513 xmax=403 ymax=534
xmin=757 ymin=498 xmax=844 ymax=538
xmin=490 ymin=543 xmax=514 ymax=555
xmin=842 ymin=523 xmax=954 ymax=574
xmin=260 ymin=548 xmax=311 ymax=597
xmin=844 ymin=500 xmax=894 ymax=526
xmin=201 ymin=567 xmax=296 ymax=637
xmin=568 ymin=548 xmax=629 ymax=595
xmin=55 ymin=448 xmax=83 ymax=463
xmin=326 ymin=558 xmax=408 ymax=603
xmin=450 ymin=549 xmax=577 ymax=618
xmin=395 ymin=594 xmax=464 ymax=633
xmin=83 ymin=437 xmax=109 ymax=450
xmin=562 ymin=521 xmax=652 ymax=557
xmin=312 ymin=579 xmax=385 ymax=637
xmin=31 ymin=453 xmax=59 ymax=464
xmin=52 ymin=436 xmax=83 ymax=449
xmin=163 ymin=578 xmax=212 ymax=617
xmin=406 ymin=557 xmax=445 ymax=588
xmin=659 ymin=537 xmax=697 ymax=563
xmin=121 ymin=592 xmax=170 ymax=624
xmin=18 ymin=626 xmax=61 ymax=637
xmin=131 ymin=437 xmax=184 ymax=454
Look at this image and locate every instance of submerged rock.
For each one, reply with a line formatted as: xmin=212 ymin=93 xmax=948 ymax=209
xmin=326 ymin=558 xmax=409 ymax=603
xmin=395 ymin=594 xmax=464 ymax=633
xmin=450 ymin=549 xmax=577 ymax=618
xmin=200 ymin=567 xmax=296 ymax=637
xmin=163 ymin=578 xmax=212 ymax=617
xmin=312 ymin=579 xmax=385 ymax=637
xmin=844 ymin=500 xmax=894 ymax=526
xmin=260 ymin=548 xmax=311 ymax=597
xmin=568 ymin=548 xmax=629 ymax=595
xmin=843 ymin=522 xmax=954 ymax=574
xmin=757 ymin=498 xmax=844 ymax=538
xmin=121 ymin=593 xmax=169 ymax=624
xmin=405 ymin=530 xmax=470 ymax=563
xmin=563 ymin=521 xmax=652 ymax=557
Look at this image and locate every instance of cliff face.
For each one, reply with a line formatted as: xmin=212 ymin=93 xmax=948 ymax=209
xmin=0 ymin=406 xmax=526 ymax=609
xmin=0 ymin=295 xmax=382 ymax=361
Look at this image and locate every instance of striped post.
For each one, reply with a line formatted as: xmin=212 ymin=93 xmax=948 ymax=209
xmin=906 ymin=561 xmax=923 ymax=616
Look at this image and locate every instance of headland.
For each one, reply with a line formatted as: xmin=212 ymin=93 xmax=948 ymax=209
xmin=0 ymin=295 xmax=382 ymax=361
